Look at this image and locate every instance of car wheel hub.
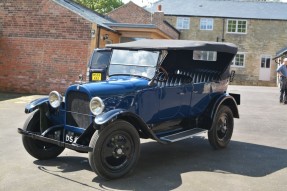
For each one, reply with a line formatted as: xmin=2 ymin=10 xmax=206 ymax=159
xmin=102 ymin=132 xmax=133 ymax=170
xmin=217 ymin=115 xmax=228 ymax=140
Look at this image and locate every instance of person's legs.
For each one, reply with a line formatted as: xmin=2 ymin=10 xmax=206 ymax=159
xmin=283 ymin=78 xmax=287 ymax=104
xmin=280 ymin=80 xmax=284 ymax=103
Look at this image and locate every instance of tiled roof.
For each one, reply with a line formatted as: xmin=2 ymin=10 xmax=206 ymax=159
xmin=275 ymin=46 xmax=287 ymax=58
xmin=54 ymin=0 xmax=115 ymax=31
xmin=150 ymin=0 xmax=287 ymax=20
xmin=105 ymin=23 xmax=157 ymax=28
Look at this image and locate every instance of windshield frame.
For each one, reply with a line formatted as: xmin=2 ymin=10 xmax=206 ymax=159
xmin=108 ymin=49 xmax=160 ymax=79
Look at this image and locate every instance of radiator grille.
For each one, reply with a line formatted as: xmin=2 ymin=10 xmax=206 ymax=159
xmin=66 ymin=91 xmax=91 ymax=129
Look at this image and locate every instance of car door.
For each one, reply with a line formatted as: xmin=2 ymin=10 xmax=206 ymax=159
xmin=158 ymin=83 xmax=193 ymax=120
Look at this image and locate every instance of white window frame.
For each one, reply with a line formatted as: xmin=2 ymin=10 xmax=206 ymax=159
xmin=193 ymin=50 xmax=217 ymax=61
xmin=200 ymin=18 xmax=213 ymax=30
xmin=176 ymin=17 xmax=190 ymax=30
xmin=231 ymin=53 xmax=245 ymax=68
xmin=260 ymin=55 xmax=272 ymax=69
xmin=227 ymin=19 xmax=247 ymax=34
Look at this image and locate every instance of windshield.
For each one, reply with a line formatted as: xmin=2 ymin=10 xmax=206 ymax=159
xmin=109 ymin=49 xmax=160 ymax=79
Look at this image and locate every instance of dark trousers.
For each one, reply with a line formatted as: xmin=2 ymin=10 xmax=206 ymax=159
xmin=280 ymin=77 xmax=287 ymax=103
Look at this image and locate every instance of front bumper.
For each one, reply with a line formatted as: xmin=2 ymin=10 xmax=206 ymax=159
xmin=17 ymin=128 xmax=93 ymax=152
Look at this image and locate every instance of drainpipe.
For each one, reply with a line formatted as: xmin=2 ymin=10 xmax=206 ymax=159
xmin=222 ymin=18 xmax=225 ymax=42
xmin=97 ymin=26 xmax=101 ymax=48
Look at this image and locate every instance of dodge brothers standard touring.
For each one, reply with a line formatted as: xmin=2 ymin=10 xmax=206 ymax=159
xmin=18 ymin=40 xmax=240 ymax=180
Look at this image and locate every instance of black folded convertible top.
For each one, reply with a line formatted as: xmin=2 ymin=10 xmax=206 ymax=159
xmin=106 ymin=39 xmax=238 ymax=54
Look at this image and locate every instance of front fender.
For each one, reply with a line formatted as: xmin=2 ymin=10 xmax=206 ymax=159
xmin=94 ymin=109 xmax=126 ymax=125
xmin=24 ymin=97 xmax=65 ymax=128
xmin=25 ymin=97 xmax=49 ymax=113
xmin=94 ymin=109 xmax=162 ymax=141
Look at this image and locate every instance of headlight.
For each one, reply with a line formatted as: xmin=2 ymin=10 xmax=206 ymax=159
xmin=48 ymin=91 xmax=62 ymax=108
xmin=90 ymin=97 xmax=105 ymax=115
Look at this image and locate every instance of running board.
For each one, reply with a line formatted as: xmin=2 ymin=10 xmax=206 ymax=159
xmin=159 ymin=128 xmax=206 ymax=143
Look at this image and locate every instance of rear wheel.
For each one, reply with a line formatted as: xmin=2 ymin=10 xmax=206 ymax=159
xmin=22 ymin=110 xmax=64 ymax=160
xmin=208 ymin=105 xmax=234 ymax=149
xmin=89 ymin=120 xmax=140 ymax=180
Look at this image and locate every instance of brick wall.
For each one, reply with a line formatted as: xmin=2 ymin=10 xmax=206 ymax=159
xmin=108 ymin=2 xmax=152 ymax=24
xmin=0 ymin=0 xmax=93 ymax=94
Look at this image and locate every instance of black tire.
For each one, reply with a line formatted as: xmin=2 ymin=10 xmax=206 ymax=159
xmin=88 ymin=120 xmax=140 ymax=180
xmin=22 ymin=110 xmax=64 ymax=160
xmin=208 ymin=105 xmax=234 ymax=149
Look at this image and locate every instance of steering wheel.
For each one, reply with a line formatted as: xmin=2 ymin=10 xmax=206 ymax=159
xmin=156 ymin=66 xmax=168 ymax=82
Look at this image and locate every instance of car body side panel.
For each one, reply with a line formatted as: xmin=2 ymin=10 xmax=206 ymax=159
xmin=135 ymin=87 xmax=160 ymax=123
xmin=190 ymin=83 xmax=212 ymax=116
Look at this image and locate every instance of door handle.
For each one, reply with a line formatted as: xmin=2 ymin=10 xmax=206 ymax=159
xmin=178 ymin=92 xmax=185 ymax=95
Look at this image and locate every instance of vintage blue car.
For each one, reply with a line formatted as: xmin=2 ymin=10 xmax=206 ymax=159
xmin=18 ymin=40 xmax=240 ymax=180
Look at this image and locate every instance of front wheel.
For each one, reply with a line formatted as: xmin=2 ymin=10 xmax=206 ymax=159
xmin=208 ymin=105 xmax=234 ymax=149
xmin=89 ymin=120 xmax=140 ymax=180
xmin=22 ymin=110 xmax=64 ymax=160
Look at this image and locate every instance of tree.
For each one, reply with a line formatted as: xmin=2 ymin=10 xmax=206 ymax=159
xmin=73 ymin=0 xmax=124 ymax=14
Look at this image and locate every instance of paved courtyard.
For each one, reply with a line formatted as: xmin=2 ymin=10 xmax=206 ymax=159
xmin=0 ymin=85 xmax=286 ymax=191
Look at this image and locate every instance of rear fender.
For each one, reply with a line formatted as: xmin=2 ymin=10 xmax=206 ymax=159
xmin=212 ymin=94 xmax=240 ymax=119
xmin=199 ymin=94 xmax=239 ymax=130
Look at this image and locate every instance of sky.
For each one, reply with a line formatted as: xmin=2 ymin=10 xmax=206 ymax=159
xmin=122 ymin=0 xmax=157 ymax=7
xmin=122 ymin=0 xmax=287 ymax=7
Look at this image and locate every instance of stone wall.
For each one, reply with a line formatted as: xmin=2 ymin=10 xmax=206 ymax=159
xmin=165 ymin=16 xmax=287 ymax=86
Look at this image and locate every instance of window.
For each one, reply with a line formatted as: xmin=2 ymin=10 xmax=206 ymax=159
xmin=176 ymin=17 xmax=190 ymax=29
xmin=193 ymin=51 xmax=217 ymax=61
xmin=261 ymin=56 xmax=271 ymax=68
xmin=200 ymin=18 xmax=213 ymax=30
xmin=231 ymin=53 xmax=245 ymax=67
xmin=227 ymin=19 xmax=247 ymax=34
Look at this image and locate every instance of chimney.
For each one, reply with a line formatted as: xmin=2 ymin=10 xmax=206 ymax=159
xmin=152 ymin=4 xmax=164 ymax=25
xmin=157 ymin=4 xmax=162 ymax=12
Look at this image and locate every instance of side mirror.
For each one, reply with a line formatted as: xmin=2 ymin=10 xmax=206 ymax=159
xmin=229 ymin=70 xmax=235 ymax=82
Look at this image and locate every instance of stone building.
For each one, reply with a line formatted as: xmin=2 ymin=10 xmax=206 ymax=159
xmin=0 ymin=0 xmax=178 ymax=94
xmin=147 ymin=0 xmax=287 ymax=86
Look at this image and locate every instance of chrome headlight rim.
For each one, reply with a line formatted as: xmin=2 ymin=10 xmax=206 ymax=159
xmin=89 ymin=97 xmax=105 ymax=116
xmin=48 ymin=91 xmax=62 ymax=108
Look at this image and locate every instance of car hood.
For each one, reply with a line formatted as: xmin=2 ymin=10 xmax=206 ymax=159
xmin=66 ymin=76 xmax=150 ymax=98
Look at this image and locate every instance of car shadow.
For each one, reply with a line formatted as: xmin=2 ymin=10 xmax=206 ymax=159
xmin=94 ymin=137 xmax=287 ymax=190
xmin=34 ymin=137 xmax=287 ymax=191
xmin=34 ymin=156 xmax=91 ymax=173
xmin=0 ymin=92 xmax=29 ymax=101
